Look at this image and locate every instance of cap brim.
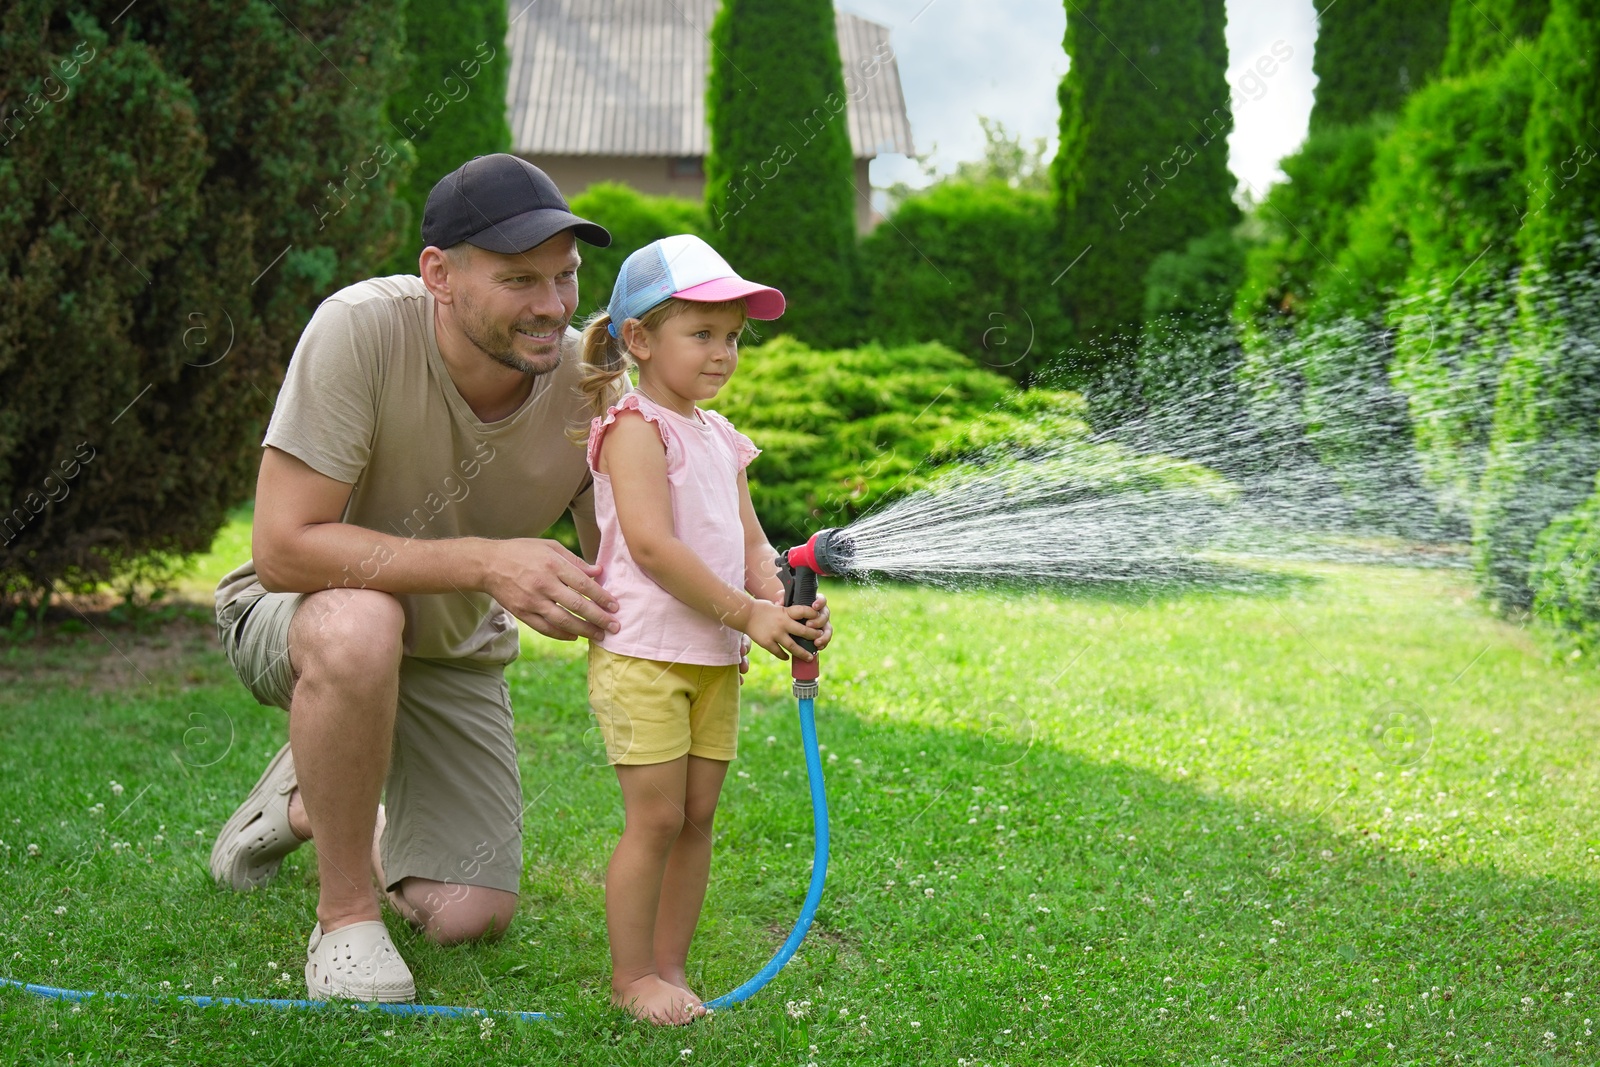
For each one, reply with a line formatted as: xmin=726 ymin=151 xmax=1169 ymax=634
xmin=672 ymin=278 xmax=786 ymax=319
xmin=465 ymin=208 xmax=612 ymax=253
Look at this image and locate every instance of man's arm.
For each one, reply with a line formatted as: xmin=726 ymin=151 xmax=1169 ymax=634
xmin=253 ymin=446 xmax=618 ymax=640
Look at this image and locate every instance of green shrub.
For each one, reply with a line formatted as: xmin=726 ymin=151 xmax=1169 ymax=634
xmin=1137 ymin=228 xmax=1246 ymax=407
xmin=1530 ymin=472 xmax=1600 ymax=651
xmin=713 ymin=336 xmax=1226 ymax=546
xmin=1233 ymin=119 xmax=1388 ymax=343
xmin=1379 ymin=53 xmax=1534 ymax=521
xmin=380 ymin=0 xmax=512 ymax=275
xmin=1442 ymin=0 xmax=1549 ymax=76
xmin=859 ymin=180 xmax=1072 ymax=384
xmin=1474 ymin=0 xmax=1600 ymax=610
xmin=568 ymin=182 xmax=707 ymax=319
xmin=1474 ymin=228 xmax=1600 ymax=609
xmin=1307 ymin=0 xmax=1450 ymax=132
xmin=704 ymin=0 xmax=859 ymax=348
xmin=1052 ymin=0 xmax=1238 ymax=369
xmin=0 ymin=0 xmax=409 ymax=597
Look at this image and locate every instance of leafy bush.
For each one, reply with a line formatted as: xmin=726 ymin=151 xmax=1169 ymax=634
xmin=705 ymin=0 xmax=859 ymax=347
xmin=1233 ymin=119 xmax=1388 ymax=343
xmin=1442 ymin=0 xmax=1548 ymax=76
xmin=1306 ymin=0 xmax=1450 ymax=131
xmin=567 ymin=182 xmax=707 ymax=319
xmin=1378 ymin=53 xmax=1534 ymax=521
xmin=712 ymin=336 xmax=1226 ymax=546
xmin=1474 ymin=1 xmax=1600 ymax=610
xmin=1530 ymin=473 xmax=1600 ymax=651
xmin=1052 ymin=0 xmax=1238 ymax=365
xmin=1137 ymin=227 xmax=1246 ymax=408
xmin=380 ymin=0 xmax=512 ymax=275
xmin=1474 ymin=228 xmax=1600 ymax=609
xmin=0 ymin=0 xmax=409 ymax=598
xmin=859 ymin=180 xmax=1072 ymax=384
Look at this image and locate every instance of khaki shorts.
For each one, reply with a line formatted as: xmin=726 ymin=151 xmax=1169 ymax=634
xmin=216 ymin=589 xmax=523 ymax=894
xmin=587 ymin=643 xmax=740 ymax=765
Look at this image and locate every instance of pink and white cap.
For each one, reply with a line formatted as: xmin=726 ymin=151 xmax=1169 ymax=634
xmin=608 ymin=234 xmax=786 ymax=325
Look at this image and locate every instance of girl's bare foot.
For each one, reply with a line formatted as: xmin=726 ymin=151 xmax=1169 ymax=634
xmin=612 ymin=974 xmax=706 ymax=1025
xmin=658 ymin=968 xmax=701 ymax=1005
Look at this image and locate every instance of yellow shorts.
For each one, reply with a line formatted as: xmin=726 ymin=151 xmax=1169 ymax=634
xmin=587 ymin=643 xmax=740 ymax=765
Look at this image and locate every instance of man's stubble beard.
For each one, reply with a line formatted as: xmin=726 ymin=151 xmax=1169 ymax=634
xmin=457 ymin=286 xmax=567 ymax=378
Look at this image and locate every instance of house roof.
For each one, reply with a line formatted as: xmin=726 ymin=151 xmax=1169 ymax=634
xmin=506 ymin=0 xmax=915 ymax=160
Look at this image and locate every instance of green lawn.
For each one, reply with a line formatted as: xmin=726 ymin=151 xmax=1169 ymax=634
xmin=3 ymin=515 xmax=1599 ymax=1065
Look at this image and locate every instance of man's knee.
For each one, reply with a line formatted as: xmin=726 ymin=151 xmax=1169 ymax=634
xmin=290 ymin=588 xmax=405 ymax=680
xmin=394 ymin=879 xmax=517 ymax=945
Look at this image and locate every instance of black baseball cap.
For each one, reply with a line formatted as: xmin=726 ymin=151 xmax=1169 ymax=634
xmin=422 ymin=154 xmax=611 ymax=253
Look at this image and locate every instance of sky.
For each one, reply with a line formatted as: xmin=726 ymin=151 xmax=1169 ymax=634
xmin=842 ymin=0 xmax=1322 ymax=203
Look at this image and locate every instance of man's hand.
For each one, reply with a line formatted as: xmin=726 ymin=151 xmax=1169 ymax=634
xmin=481 ymin=539 xmax=619 ymax=641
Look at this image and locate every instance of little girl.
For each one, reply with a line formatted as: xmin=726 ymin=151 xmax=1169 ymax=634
xmin=576 ymin=234 xmax=828 ymax=1026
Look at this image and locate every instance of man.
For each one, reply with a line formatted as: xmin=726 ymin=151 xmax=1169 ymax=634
xmin=209 ymin=154 xmax=830 ymax=1003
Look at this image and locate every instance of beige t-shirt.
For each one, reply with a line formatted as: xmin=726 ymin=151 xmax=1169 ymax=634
xmin=215 ymin=274 xmax=599 ymax=665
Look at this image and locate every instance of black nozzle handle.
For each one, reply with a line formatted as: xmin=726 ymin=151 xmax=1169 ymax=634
xmin=782 ymin=561 xmax=819 ymax=656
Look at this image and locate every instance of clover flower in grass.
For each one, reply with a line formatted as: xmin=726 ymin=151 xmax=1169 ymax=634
xmin=54 ymin=906 xmax=66 ymax=916
xmin=110 ymin=781 xmax=124 ymax=797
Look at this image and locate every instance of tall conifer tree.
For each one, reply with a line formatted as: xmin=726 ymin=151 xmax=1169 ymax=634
xmin=1052 ymin=0 xmax=1238 ymax=375
xmin=705 ymin=0 xmax=859 ymax=346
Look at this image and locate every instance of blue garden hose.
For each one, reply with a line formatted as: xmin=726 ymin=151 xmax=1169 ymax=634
xmin=704 ymin=693 xmax=829 ymax=1009
xmin=0 ymin=686 xmax=830 ymax=1024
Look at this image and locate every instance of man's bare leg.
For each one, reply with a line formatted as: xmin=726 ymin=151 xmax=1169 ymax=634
xmin=285 ymin=588 xmax=405 ymax=932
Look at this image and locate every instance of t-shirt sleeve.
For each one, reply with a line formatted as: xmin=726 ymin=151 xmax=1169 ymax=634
xmin=586 ymin=393 xmax=683 ymax=473
xmin=262 ymin=297 xmax=379 ymax=484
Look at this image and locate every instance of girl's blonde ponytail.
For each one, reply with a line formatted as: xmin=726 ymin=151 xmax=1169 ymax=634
xmin=569 ymin=309 xmax=631 ymax=443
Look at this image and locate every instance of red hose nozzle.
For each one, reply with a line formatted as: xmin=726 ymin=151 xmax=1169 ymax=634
xmin=785 ymin=528 xmax=854 ymax=577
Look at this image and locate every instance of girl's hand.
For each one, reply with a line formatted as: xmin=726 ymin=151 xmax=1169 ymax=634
xmin=741 ymin=600 xmax=823 ymax=662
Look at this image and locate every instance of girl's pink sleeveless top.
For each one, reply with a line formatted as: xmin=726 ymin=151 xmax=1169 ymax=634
xmin=587 ymin=390 xmax=760 ymax=666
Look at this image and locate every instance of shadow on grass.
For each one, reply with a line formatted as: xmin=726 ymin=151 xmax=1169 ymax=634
xmin=0 ymin=634 xmax=1590 ymax=1064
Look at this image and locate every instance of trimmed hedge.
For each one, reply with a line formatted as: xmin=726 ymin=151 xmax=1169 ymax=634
xmin=1473 ymin=0 xmax=1600 ymax=610
xmin=859 ymin=180 xmax=1072 ymax=384
xmin=1379 ymin=53 xmax=1535 ymax=522
xmin=1053 ymin=0 xmax=1238 ymax=365
xmin=704 ymin=0 xmax=860 ymax=348
xmin=380 ymin=0 xmax=512 ymax=275
xmin=0 ymin=0 xmax=409 ymax=596
xmin=1530 ymin=471 xmax=1600 ymax=650
xmin=1307 ymin=0 xmax=1450 ymax=131
xmin=711 ymin=336 xmax=1227 ymax=547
